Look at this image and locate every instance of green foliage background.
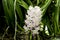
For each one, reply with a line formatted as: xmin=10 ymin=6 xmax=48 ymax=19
xmin=0 ymin=0 xmax=60 ymax=40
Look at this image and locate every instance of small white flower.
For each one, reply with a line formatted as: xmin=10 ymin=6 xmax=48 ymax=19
xmin=23 ymin=25 xmax=29 ymax=32
xmin=45 ymin=31 xmax=48 ymax=33
xmin=26 ymin=14 xmax=29 ymax=18
xmin=40 ymin=28 xmax=43 ymax=31
xmin=45 ymin=25 xmax=49 ymax=35
xmin=45 ymin=31 xmax=49 ymax=35
xmin=39 ymin=24 xmax=44 ymax=31
xmin=35 ymin=26 xmax=40 ymax=30
xmin=40 ymin=25 xmax=44 ymax=28
xmin=29 ymin=6 xmax=33 ymax=10
xmin=45 ymin=25 xmax=48 ymax=31
xmin=52 ymin=1 xmax=54 ymax=3
xmin=32 ymin=30 xmax=39 ymax=34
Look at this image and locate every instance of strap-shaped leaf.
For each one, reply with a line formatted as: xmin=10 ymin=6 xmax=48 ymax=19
xmin=25 ymin=0 xmax=32 ymax=5
xmin=2 ymin=0 xmax=15 ymax=27
xmin=37 ymin=0 xmax=39 ymax=5
xmin=52 ymin=0 xmax=60 ymax=36
xmin=17 ymin=0 xmax=28 ymax=9
xmin=17 ymin=23 xmax=24 ymax=31
xmin=16 ymin=4 xmax=23 ymax=24
xmin=41 ymin=0 xmax=52 ymax=15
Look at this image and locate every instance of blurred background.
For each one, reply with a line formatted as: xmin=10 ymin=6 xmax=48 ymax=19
xmin=0 ymin=0 xmax=60 ymax=40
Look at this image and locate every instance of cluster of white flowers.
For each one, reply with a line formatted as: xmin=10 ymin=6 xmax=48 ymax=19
xmin=23 ymin=6 xmax=42 ymax=34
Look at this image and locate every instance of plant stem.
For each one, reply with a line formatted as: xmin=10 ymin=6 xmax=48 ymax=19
xmin=37 ymin=34 xmax=40 ymax=40
xmin=2 ymin=26 xmax=9 ymax=40
xmin=14 ymin=0 xmax=17 ymax=40
xmin=30 ymin=33 xmax=32 ymax=40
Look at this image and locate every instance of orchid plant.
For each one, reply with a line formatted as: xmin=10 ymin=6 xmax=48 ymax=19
xmin=1 ymin=0 xmax=60 ymax=40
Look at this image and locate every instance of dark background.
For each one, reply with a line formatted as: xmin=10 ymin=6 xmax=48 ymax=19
xmin=0 ymin=0 xmax=5 ymax=35
xmin=0 ymin=0 xmax=14 ymax=38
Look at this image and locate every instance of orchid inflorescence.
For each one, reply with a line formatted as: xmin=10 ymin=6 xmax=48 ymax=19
xmin=23 ymin=6 xmax=43 ymax=34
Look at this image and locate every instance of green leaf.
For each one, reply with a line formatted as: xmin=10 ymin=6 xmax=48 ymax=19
xmin=37 ymin=0 xmax=40 ymax=5
xmin=41 ymin=0 xmax=52 ymax=15
xmin=25 ymin=0 xmax=32 ymax=5
xmin=17 ymin=23 xmax=24 ymax=31
xmin=2 ymin=0 xmax=15 ymax=27
xmin=16 ymin=4 xmax=23 ymax=23
xmin=17 ymin=0 xmax=28 ymax=9
xmin=52 ymin=0 xmax=60 ymax=36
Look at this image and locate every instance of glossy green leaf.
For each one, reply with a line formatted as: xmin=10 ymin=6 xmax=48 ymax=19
xmin=17 ymin=0 xmax=28 ymax=9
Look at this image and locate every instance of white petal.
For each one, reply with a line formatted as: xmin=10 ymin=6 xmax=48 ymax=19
xmin=35 ymin=27 xmax=40 ymax=30
xmin=40 ymin=28 xmax=43 ymax=31
xmin=32 ymin=30 xmax=39 ymax=34
xmin=29 ymin=6 xmax=33 ymax=10
xmin=45 ymin=31 xmax=49 ymax=35
xmin=23 ymin=25 xmax=29 ymax=31
xmin=45 ymin=25 xmax=48 ymax=31
xmin=40 ymin=25 xmax=44 ymax=28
